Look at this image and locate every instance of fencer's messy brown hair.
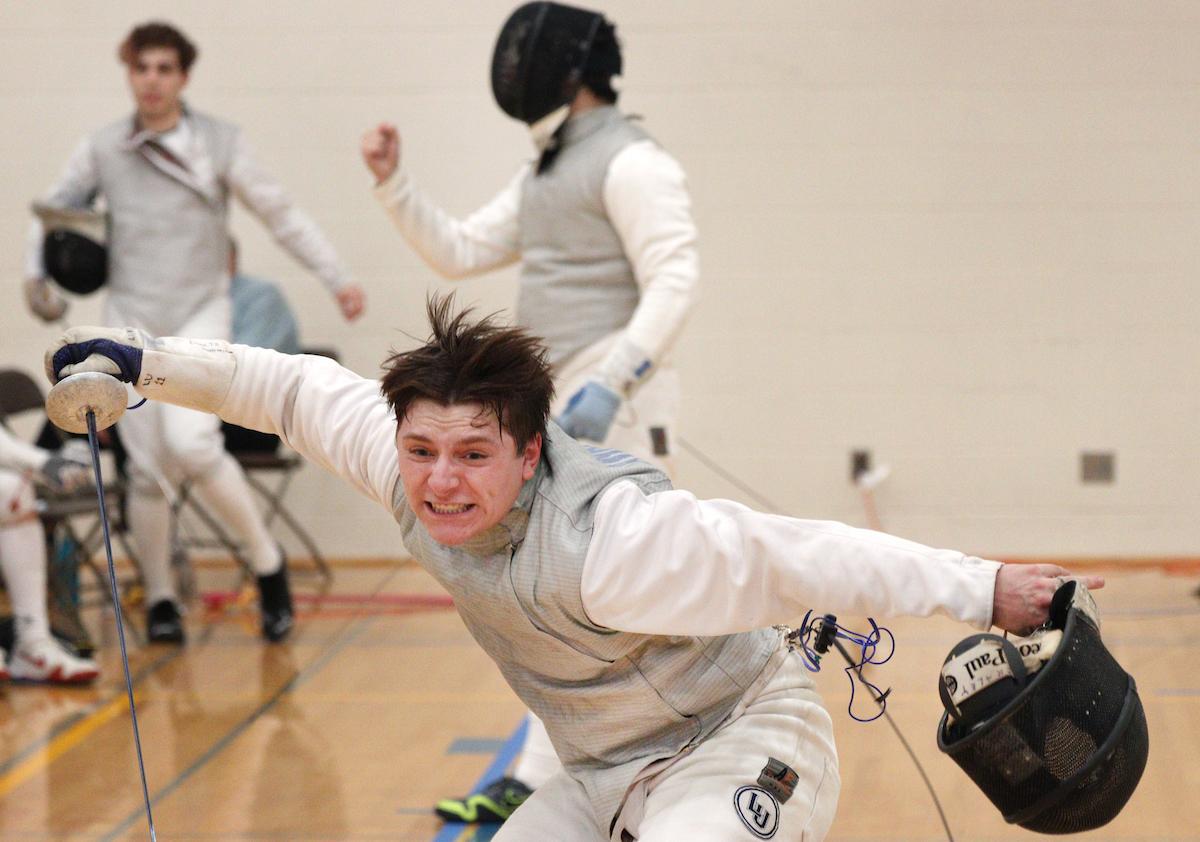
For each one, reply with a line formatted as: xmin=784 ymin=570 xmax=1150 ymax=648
xmin=118 ymin=22 xmax=198 ymax=73
xmin=380 ymin=295 xmax=555 ymax=451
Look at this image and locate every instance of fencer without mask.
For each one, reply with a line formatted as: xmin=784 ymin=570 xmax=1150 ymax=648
xmin=937 ymin=581 xmax=1148 ymax=834
xmin=33 ymin=202 xmax=108 ymax=295
xmin=490 ymin=1 xmax=621 ymax=147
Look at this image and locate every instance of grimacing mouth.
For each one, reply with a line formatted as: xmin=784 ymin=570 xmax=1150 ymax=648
xmin=426 ymin=501 xmax=476 ymax=516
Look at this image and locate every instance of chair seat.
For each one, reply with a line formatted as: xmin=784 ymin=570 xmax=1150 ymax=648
xmin=38 ymin=483 xmax=124 ymax=519
xmin=233 ymin=451 xmax=301 ymax=471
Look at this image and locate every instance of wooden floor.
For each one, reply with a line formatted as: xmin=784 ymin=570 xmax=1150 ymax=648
xmin=1 ymin=561 xmax=1196 ymax=841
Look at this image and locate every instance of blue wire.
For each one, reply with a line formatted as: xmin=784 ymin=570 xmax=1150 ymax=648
xmin=792 ymin=612 xmax=896 ymax=722
xmin=87 ymin=412 xmax=158 ymax=841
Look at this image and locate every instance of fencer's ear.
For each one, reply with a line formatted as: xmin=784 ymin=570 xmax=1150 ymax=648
xmin=521 ymin=433 xmax=542 ymax=480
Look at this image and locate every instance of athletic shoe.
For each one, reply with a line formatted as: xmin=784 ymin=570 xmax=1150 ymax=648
xmin=147 ymin=599 xmax=186 ymax=644
xmin=256 ymin=557 xmax=294 ymax=643
xmin=8 ymin=636 xmax=99 ymax=684
xmin=435 ymin=776 xmax=533 ymax=823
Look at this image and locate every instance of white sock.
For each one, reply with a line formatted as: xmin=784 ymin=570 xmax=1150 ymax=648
xmin=0 ymin=518 xmax=52 ymax=644
xmin=512 ymin=712 xmax=564 ymax=788
xmin=128 ymin=486 xmax=175 ymax=605
xmin=191 ymin=453 xmax=281 ymax=576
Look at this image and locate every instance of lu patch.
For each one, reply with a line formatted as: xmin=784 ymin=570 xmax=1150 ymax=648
xmin=734 ymin=785 xmax=780 ymax=839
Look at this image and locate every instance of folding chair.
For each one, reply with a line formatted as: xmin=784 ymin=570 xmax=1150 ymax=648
xmin=0 ymin=368 xmax=142 ymax=651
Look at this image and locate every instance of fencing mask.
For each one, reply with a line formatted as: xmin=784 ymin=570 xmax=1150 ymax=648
xmin=937 ymin=581 xmax=1148 ymax=833
xmin=34 ymin=203 xmax=108 ymax=295
xmin=491 ymin=1 xmax=621 ymax=143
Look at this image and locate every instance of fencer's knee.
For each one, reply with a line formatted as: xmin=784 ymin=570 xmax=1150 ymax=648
xmin=161 ymin=436 xmax=224 ymax=480
xmin=125 ymin=462 xmax=168 ymax=498
xmin=0 ymin=470 xmax=38 ymax=523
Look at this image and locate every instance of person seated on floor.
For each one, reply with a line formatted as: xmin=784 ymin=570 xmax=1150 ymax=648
xmin=0 ymin=423 xmax=100 ymax=683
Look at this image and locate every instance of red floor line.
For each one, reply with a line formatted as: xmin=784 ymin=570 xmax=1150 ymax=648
xmin=199 ymin=590 xmax=455 ymax=609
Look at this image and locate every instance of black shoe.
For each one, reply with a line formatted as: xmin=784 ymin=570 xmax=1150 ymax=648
xmin=147 ymin=599 xmax=185 ymax=644
xmin=434 ymin=776 xmax=533 ymax=824
xmin=256 ymin=558 xmax=294 ymax=643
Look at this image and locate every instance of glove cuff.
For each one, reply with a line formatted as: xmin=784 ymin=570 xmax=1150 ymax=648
xmin=137 ymin=337 xmax=238 ymax=415
xmin=595 ymin=336 xmax=654 ymax=399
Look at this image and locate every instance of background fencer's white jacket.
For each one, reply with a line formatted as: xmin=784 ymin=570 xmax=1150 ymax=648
xmin=373 ymin=106 xmax=697 ymax=393
xmin=27 ymin=109 xmax=349 ymax=335
xmin=191 ymin=346 xmax=1003 ymax=829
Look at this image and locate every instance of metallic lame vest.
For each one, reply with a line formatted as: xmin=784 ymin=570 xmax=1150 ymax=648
xmin=391 ymin=425 xmax=778 ymax=828
xmin=89 ymin=111 xmax=237 ymax=335
xmin=517 ymin=106 xmax=648 ymax=369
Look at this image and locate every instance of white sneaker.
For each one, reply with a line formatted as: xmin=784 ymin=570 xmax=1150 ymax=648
xmin=8 ymin=637 xmax=99 ymax=684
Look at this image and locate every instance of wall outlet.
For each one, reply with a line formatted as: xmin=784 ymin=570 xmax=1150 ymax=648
xmin=851 ymin=449 xmax=872 ymax=482
xmin=1080 ymin=451 xmax=1115 ymax=484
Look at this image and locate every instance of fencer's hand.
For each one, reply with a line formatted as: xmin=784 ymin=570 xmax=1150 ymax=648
xmin=336 ymin=283 xmax=366 ymax=321
xmin=361 ymin=123 xmax=401 ymax=183
xmin=23 ymin=277 xmax=68 ymax=323
xmin=45 ymin=326 xmax=147 ymax=385
xmin=556 ymin=380 xmax=621 ymax=443
xmin=991 ymin=563 xmax=1105 ymax=635
xmin=38 ymin=451 xmax=93 ymax=493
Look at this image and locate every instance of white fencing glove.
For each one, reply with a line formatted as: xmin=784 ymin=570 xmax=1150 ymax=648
xmin=46 ymin=326 xmax=236 ymax=415
xmin=23 ymin=277 xmax=68 ymax=323
xmin=557 ymin=380 xmax=621 ymax=443
xmin=39 ymin=450 xmax=92 ymax=493
xmin=557 ymin=337 xmax=658 ymax=444
xmin=46 ymin=326 xmax=147 ymax=383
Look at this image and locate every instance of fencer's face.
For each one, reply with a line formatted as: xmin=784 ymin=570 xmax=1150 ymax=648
xmin=396 ymin=400 xmax=540 ymax=546
xmin=127 ymin=47 xmax=188 ymax=122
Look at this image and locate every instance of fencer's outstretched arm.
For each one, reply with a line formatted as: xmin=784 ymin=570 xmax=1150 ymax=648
xmin=580 ymin=481 xmax=1103 ymax=638
xmin=46 ymin=328 xmax=400 ymax=507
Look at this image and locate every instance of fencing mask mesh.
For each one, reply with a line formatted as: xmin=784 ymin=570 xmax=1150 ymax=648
xmin=937 ymin=581 xmax=1147 ymax=833
xmin=34 ymin=203 xmax=108 ymax=295
xmin=490 ymin=1 xmax=620 ymax=126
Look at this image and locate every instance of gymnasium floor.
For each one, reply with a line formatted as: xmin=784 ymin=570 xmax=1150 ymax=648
xmin=1 ymin=559 xmax=1196 ymax=841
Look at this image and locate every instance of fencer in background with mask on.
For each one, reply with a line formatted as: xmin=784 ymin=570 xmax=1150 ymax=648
xmin=361 ymin=2 xmax=699 ymax=821
xmin=23 ymin=21 xmax=366 ymax=645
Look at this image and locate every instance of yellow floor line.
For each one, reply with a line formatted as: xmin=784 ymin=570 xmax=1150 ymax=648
xmin=0 ymin=691 xmax=138 ymax=798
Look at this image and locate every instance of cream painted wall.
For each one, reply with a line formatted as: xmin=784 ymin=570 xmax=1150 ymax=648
xmin=1 ymin=2 xmax=1196 ymax=559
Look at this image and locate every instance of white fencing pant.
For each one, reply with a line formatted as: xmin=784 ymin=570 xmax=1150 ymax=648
xmin=0 ymin=469 xmax=52 ymax=643
xmin=499 ymin=646 xmax=840 ymax=842
xmin=106 ymin=295 xmax=281 ymax=605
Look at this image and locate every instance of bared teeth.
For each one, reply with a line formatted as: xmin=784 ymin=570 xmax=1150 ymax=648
xmin=430 ymin=503 xmax=469 ymax=514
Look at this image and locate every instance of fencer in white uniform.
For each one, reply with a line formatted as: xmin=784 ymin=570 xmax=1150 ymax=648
xmin=363 ymin=4 xmax=696 ymax=799
xmin=0 ymin=425 xmax=99 ymax=683
xmin=364 ymin=24 xmax=695 ymax=474
xmin=24 ymin=22 xmax=365 ymax=642
xmin=46 ymin=311 xmax=1098 ymax=840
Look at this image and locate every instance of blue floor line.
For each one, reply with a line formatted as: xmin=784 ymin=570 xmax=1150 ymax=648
xmin=431 ymin=718 xmax=529 ymax=842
